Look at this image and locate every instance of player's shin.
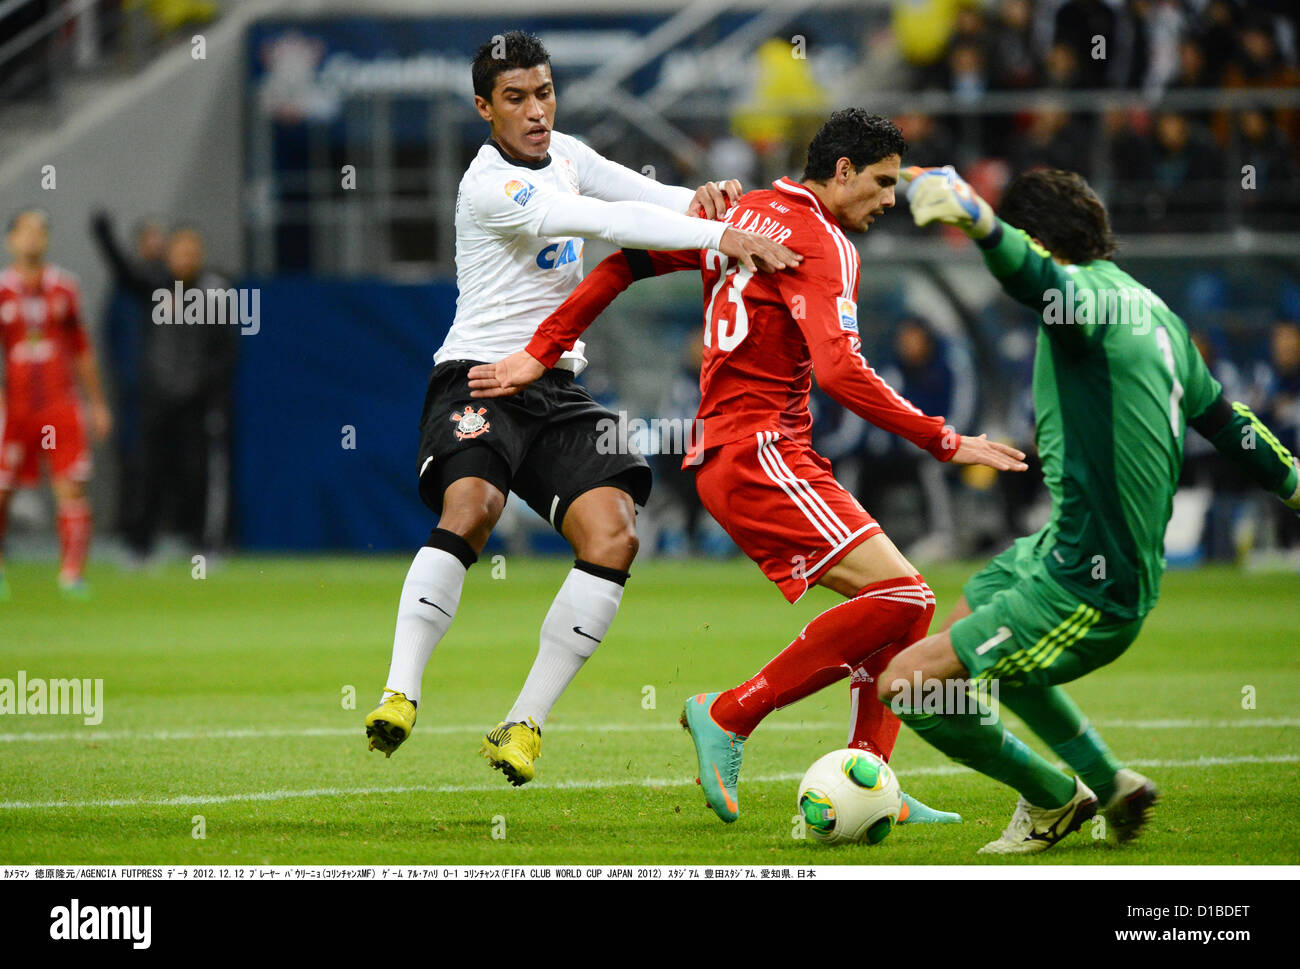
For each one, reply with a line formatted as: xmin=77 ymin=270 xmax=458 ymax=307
xmin=848 ymin=578 xmax=935 ymax=758
xmin=894 ymin=697 xmax=1077 ymax=808
xmin=382 ymin=530 xmax=477 ymax=705
xmin=56 ymin=496 xmax=92 ymax=584
xmin=1000 ymin=685 xmax=1123 ymax=804
xmin=712 ymin=575 xmax=930 ymax=737
xmin=505 ymin=559 xmax=628 ymax=727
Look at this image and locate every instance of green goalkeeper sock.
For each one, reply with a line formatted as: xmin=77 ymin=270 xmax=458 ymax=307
xmin=896 ymin=703 xmax=1077 ymax=808
xmin=1001 ymin=686 xmax=1122 ymax=804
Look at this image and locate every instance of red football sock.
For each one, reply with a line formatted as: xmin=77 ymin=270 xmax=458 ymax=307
xmin=711 ymin=575 xmax=931 ymax=737
xmin=848 ymin=576 xmax=936 ymax=760
xmin=57 ymin=498 xmax=92 ymax=581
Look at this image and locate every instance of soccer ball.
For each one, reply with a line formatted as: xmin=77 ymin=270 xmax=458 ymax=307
xmin=797 ymin=748 xmax=902 ymax=845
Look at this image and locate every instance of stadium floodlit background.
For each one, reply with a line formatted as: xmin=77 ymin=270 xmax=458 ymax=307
xmin=0 ymin=0 xmax=1298 ymax=869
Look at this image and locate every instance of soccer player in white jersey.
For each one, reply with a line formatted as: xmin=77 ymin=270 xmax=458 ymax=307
xmin=365 ymin=31 xmax=799 ymax=785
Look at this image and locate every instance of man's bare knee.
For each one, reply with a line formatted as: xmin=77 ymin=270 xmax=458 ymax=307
xmin=437 ymin=477 xmax=505 ymax=553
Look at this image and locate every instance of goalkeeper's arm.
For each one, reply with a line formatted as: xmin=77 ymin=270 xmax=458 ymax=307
xmin=1190 ymin=396 xmax=1300 ymax=513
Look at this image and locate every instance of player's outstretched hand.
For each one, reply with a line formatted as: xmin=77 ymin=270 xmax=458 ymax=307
xmin=689 ymin=180 xmax=743 ymax=219
xmin=950 ymin=433 xmax=1028 ymax=472
xmin=467 ymin=350 xmax=546 ymax=399
xmin=719 ymin=227 xmax=801 ymax=274
xmin=900 ymin=165 xmax=996 ymax=239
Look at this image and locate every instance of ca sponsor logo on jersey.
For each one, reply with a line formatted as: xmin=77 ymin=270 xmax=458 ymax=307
xmin=450 ymin=406 xmax=491 ymax=440
xmin=536 ymin=239 xmax=583 ymax=270
xmin=837 ymin=297 xmax=858 ymax=332
xmin=504 ymin=179 xmax=536 ymax=207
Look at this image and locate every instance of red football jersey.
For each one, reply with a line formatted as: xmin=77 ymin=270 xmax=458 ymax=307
xmin=0 ymin=265 xmax=89 ymax=416
xmin=528 ymin=176 xmax=959 ymax=464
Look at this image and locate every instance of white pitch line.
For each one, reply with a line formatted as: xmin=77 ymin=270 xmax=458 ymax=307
xmin=0 ymin=753 xmax=1295 ymax=812
xmin=1 ymin=716 xmax=1297 ymax=745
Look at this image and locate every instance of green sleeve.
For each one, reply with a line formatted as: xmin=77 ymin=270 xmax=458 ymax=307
xmin=1190 ymin=396 xmax=1300 ymax=506
xmin=978 ymin=219 xmax=1096 ymax=353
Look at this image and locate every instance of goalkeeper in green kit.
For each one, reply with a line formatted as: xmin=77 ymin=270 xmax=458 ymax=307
xmin=876 ymin=165 xmax=1300 ymax=855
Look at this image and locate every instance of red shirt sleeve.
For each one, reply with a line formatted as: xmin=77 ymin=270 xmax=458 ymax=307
xmin=778 ymin=238 xmax=960 ymax=461
xmin=526 ymin=248 xmax=700 ymax=368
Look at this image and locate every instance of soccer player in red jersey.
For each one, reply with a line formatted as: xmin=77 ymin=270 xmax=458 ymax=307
xmin=0 ymin=209 xmax=112 ymax=599
xmin=469 ymin=110 xmax=1027 ymax=823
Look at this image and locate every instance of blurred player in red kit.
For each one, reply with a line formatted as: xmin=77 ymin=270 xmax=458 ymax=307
xmin=470 ymin=110 xmax=1027 ymax=823
xmin=0 ymin=209 xmax=112 ymax=599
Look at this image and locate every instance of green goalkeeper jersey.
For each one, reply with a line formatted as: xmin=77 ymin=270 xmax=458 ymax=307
xmin=979 ymin=221 xmax=1295 ymax=620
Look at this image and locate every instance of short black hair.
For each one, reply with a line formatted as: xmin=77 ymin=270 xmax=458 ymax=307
xmin=472 ymin=31 xmax=551 ymax=102
xmin=802 ymin=109 xmax=906 ymax=181
xmin=999 ymin=169 xmax=1117 ymax=265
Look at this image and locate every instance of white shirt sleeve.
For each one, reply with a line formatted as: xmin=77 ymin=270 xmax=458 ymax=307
xmin=564 ymin=135 xmax=697 ymax=212
xmin=468 ymin=173 xmax=726 ymax=252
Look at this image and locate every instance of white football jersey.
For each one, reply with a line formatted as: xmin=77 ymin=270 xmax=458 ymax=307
xmin=436 ymin=131 xmax=702 ymax=373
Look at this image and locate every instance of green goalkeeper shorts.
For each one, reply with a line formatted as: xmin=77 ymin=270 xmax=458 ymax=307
xmin=949 ymin=535 xmax=1145 ymax=688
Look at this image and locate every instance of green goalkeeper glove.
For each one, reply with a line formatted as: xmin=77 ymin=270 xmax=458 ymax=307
xmin=901 ymin=165 xmax=997 ymax=239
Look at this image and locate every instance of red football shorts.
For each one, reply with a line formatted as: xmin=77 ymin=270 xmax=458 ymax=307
xmin=0 ymin=399 xmax=91 ymax=490
xmin=694 ymin=431 xmax=880 ymax=603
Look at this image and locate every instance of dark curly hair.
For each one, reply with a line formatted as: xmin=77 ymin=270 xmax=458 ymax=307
xmin=471 ymin=31 xmax=551 ymax=102
xmin=802 ymin=109 xmax=907 ymax=182
xmin=998 ymin=169 xmax=1117 ymax=264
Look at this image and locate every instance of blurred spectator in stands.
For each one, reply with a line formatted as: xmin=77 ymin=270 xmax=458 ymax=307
xmin=1261 ymin=320 xmax=1300 ymax=553
xmin=990 ymin=0 xmax=1039 ymax=91
xmin=100 ymin=216 xmax=167 ymax=541
xmin=1053 ymin=0 xmax=1116 ymax=87
xmin=942 ymin=40 xmax=991 ymax=156
xmin=1147 ymin=112 xmax=1223 ymax=231
xmin=1011 ymin=101 xmax=1094 ymax=177
xmin=732 ymin=34 xmax=829 ymax=186
xmin=1042 ymin=42 xmax=1085 ymax=89
xmin=1218 ymin=12 xmax=1298 ymax=142
xmin=1102 ymin=107 xmax=1156 ymax=229
xmin=91 ymin=215 xmax=237 ymax=560
xmin=892 ymin=0 xmax=966 ymax=84
xmin=1193 ymin=0 xmax=1244 ymax=85
xmin=1234 ymin=108 xmax=1300 ymax=230
xmin=1183 ymin=331 xmax=1256 ymax=560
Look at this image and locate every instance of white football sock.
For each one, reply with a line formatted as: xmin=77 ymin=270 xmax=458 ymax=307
xmin=382 ymin=547 xmax=467 ymax=705
xmin=506 ymin=566 xmax=625 ymax=728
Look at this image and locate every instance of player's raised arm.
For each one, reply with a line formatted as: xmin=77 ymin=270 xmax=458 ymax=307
xmin=1180 ymin=331 xmax=1300 ymax=513
xmin=564 ymin=136 xmax=742 ymax=219
xmin=469 ymin=248 xmax=699 ymax=398
xmin=902 ymin=166 xmax=1109 ymax=354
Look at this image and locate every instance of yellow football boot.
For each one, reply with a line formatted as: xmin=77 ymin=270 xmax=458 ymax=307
xmin=480 ymin=720 xmax=542 ymax=786
xmin=365 ymin=690 xmax=417 ymax=757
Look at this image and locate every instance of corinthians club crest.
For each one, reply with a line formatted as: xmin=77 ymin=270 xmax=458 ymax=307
xmin=450 ymin=406 xmax=490 ymax=441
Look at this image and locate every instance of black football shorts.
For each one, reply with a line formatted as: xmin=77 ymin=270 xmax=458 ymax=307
xmin=416 ymin=359 xmax=652 ymax=532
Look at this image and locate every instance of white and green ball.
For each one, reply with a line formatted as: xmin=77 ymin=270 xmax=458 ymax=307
xmin=797 ymin=749 xmax=902 ymax=845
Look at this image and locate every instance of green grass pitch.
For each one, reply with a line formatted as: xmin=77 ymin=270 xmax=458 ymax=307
xmin=1 ymin=555 xmax=1297 ymax=866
